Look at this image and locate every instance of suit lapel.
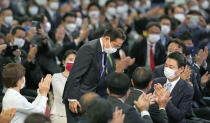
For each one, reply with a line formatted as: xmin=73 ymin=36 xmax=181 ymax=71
xmin=95 ymin=39 xmax=103 ymax=77
xmin=170 ymin=79 xmax=184 ymax=99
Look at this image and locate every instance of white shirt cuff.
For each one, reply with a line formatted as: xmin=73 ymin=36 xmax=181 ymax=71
xmin=141 ymin=110 xmax=150 ymax=117
xmin=68 ymin=99 xmax=78 ymax=102
xmin=195 ymin=63 xmax=200 ymax=69
xmin=74 ymin=40 xmax=79 ymax=46
xmin=159 ymin=108 xmax=166 ymax=110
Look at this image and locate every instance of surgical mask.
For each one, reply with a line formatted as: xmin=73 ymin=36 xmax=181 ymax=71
xmin=187 ymin=46 xmax=194 ymax=55
xmin=4 ymin=16 xmax=13 ymax=25
xmin=65 ymin=61 xmax=74 ymax=72
xmin=21 ymin=77 xmax=26 ymax=89
xmin=50 ymin=2 xmax=59 ymax=11
xmin=98 ymin=0 xmax=107 ymax=7
xmin=174 ymin=13 xmax=185 ymax=22
xmin=66 ymin=23 xmax=77 ymax=32
xmin=188 ymin=16 xmax=199 ymax=29
xmin=35 ymin=0 xmax=47 ymax=6
xmin=45 ymin=22 xmax=51 ymax=33
xmin=164 ymin=67 xmax=176 ymax=79
xmin=134 ymin=1 xmax=140 ymax=9
xmin=104 ymin=39 xmax=117 ymax=54
xmin=76 ymin=18 xmax=83 ymax=27
xmin=161 ymin=25 xmax=170 ymax=35
xmin=14 ymin=38 xmax=25 ymax=48
xmin=88 ymin=10 xmax=100 ymax=18
xmin=201 ymin=1 xmax=209 ymax=9
xmin=23 ymin=26 xmax=31 ymax=34
xmin=107 ymin=7 xmax=117 ymax=16
xmin=82 ymin=0 xmax=90 ymax=5
xmin=29 ymin=6 xmax=39 ymax=16
xmin=116 ymin=5 xmax=128 ymax=14
xmin=190 ymin=5 xmax=200 ymax=11
xmin=147 ymin=34 xmax=160 ymax=44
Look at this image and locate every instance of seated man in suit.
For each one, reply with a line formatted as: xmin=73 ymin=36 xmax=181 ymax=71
xmin=125 ymin=67 xmax=169 ymax=123
xmin=130 ymin=22 xmax=166 ymax=72
xmin=149 ymin=52 xmax=194 ymax=123
xmin=106 ymin=72 xmax=153 ymax=123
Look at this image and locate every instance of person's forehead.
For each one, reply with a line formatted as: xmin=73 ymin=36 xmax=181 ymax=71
xmin=148 ymin=26 xmax=160 ymax=31
xmin=166 ymin=58 xmax=178 ymax=67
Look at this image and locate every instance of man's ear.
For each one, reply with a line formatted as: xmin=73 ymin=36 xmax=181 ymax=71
xmin=107 ymin=88 xmax=110 ymax=95
xmin=131 ymin=79 xmax=134 ymax=87
xmin=147 ymin=80 xmax=153 ymax=91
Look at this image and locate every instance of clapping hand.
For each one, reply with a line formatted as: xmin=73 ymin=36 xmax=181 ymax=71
xmin=111 ymin=107 xmax=125 ymax=123
xmin=39 ymin=74 xmax=52 ymax=97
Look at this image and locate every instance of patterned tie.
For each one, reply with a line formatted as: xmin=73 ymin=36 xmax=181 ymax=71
xmin=150 ymin=45 xmax=155 ymax=70
xmin=166 ymin=83 xmax=172 ymax=92
xmin=100 ymin=52 xmax=105 ymax=78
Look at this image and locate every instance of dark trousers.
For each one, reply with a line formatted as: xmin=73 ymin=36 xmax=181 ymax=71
xmin=193 ymin=107 xmax=210 ymax=120
xmin=64 ymin=102 xmax=81 ymax=123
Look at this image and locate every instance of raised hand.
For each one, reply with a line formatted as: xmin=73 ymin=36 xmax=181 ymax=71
xmin=39 ymin=74 xmax=52 ymax=96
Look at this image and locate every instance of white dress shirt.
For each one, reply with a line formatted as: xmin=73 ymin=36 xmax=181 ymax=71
xmin=166 ymin=77 xmax=180 ymax=92
xmin=3 ymin=89 xmax=48 ymax=123
xmin=51 ymin=73 xmax=67 ymax=117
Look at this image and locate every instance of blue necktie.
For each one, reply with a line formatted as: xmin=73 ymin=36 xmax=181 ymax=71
xmin=100 ymin=52 xmax=105 ymax=78
xmin=166 ymin=83 xmax=172 ymax=92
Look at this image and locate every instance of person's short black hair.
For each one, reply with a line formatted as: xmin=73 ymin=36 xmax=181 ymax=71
xmin=0 ymin=33 xmax=5 ymax=40
xmin=177 ymin=31 xmax=193 ymax=41
xmin=103 ymin=28 xmax=126 ymax=41
xmin=171 ymin=5 xmax=184 ymax=13
xmin=170 ymin=17 xmax=180 ymax=31
xmin=11 ymin=26 xmax=26 ymax=35
xmin=87 ymin=2 xmax=100 ymax=11
xmin=105 ymin=0 xmax=116 ymax=7
xmin=0 ymin=8 xmax=12 ymax=15
xmin=85 ymin=97 xmax=113 ymax=123
xmin=166 ymin=51 xmax=186 ymax=68
xmin=107 ymin=72 xmax=130 ymax=96
xmin=146 ymin=22 xmax=161 ymax=31
xmin=164 ymin=2 xmax=175 ymax=15
xmin=159 ymin=15 xmax=172 ymax=23
xmin=62 ymin=50 xmax=77 ymax=61
xmin=24 ymin=113 xmax=51 ymax=123
xmin=132 ymin=67 xmax=152 ymax=89
xmin=166 ymin=38 xmax=185 ymax=52
xmin=187 ymin=10 xmax=202 ymax=16
xmin=62 ymin=12 xmax=76 ymax=22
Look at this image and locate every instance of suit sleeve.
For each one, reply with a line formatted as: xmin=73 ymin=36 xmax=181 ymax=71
xmin=166 ymin=86 xmax=194 ymax=122
xmin=63 ymin=45 xmax=94 ymax=101
xmin=124 ymin=108 xmax=146 ymax=123
xmin=159 ymin=109 xmax=168 ymax=123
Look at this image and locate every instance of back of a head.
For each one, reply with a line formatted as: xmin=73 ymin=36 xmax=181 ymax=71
xmin=80 ymin=92 xmax=99 ymax=113
xmin=85 ymin=97 xmax=113 ymax=123
xmin=107 ymin=72 xmax=130 ymax=96
xmin=24 ymin=113 xmax=51 ymax=123
xmin=132 ymin=67 xmax=152 ymax=90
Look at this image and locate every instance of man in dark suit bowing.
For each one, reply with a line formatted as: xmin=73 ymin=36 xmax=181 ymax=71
xmin=149 ymin=52 xmax=194 ymax=123
xmin=62 ymin=28 xmax=127 ymax=123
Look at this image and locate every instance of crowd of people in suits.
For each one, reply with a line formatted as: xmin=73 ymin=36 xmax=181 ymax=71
xmin=1 ymin=0 xmax=210 ymax=123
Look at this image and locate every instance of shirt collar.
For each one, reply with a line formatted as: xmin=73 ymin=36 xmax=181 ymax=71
xmin=117 ymin=98 xmax=125 ymax=103
xmin=166 ymin=77 xmax=180 ymax=91
xmin=99 ymin=38 xmax=104 ymax=52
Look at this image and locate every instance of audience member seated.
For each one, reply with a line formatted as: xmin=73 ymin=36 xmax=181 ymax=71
xmin=50 ymin=50 xmax=76 ymax=123
xmin=1 ymin=63 xmax=51 ymax=123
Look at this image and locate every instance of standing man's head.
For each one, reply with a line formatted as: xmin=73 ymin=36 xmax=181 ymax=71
xmin=131 ymin=67 xmax=153 ymax=93
xmin=159 ymin=15 xmax=172 ymax=36
xmin=102 ymin=28 xmax=126 ymax=54
xmin=146 ymin=22 xmax=161 ymax=44
xmin=166 ymin=38 xmax=185 ymax=55
xmin=164 ymin=52 xmax=186 ymax=81
xmin=0 ymin=8 xmax=13 ymax=26
xmin=11 ymin=26 xmax=26 ymax=48
xmin=62 ymin=12 xmax=77 ymax=33
xmin=24 ymin=113 xmax=51 ymax=123
xmin=107 ymin=72 xmax=130 ymax=100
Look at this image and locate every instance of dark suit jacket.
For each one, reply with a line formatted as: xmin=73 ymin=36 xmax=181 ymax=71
xmin=149 ymin=77 xmax=194 ymax=123
xmin=129 ymin=38 xmax=166 ymax=75
xmin=63 ymin=39 xmax=108 ymax=102
xmin=107 ymin=96 xmax=152 ymax=123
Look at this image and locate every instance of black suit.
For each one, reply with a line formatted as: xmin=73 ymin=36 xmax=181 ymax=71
xmin=149 ymin=77 xmax=194 ymax=123
xmin=63 ymin=39 xmax=111 ymax=123
xmin=107 ymin=96 xmax=152 ymax=123
xmin=125 ymin=88 xmax=168 ymax=123
xmin=129 ymin=38 xmax=166 ymax=75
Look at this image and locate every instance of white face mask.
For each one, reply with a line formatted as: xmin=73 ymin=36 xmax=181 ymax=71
xmin=50 ymin=2 xmax=59 ymax=11
xmin=4 ymin=16 xmax=13 ymax=25
xmin=134 ymin=1 xmax=140 ymax=9
xmin=76 ymin=18 xmax=83 ymax=27
xmin=147 ymin=34 xmax=160 ymax=44
xmin=98 ymin=0 xmax=108 ymax=7
xmin=201 ymin=1 xmax=209 ymax=9
xmin=116 ymin=5 xmax=128 ymax=14
xmin=164 ymin=67 xmax=176 ymax=79
xmin=29 ymin=6 xmax=39 ymax=16
xmin=88 ymin=10 xmax=100 ymax=18
xmin=174 ymin=13 xmax=185 ymax=22
xmin=66 ymin=23 xmax=77 ymax=32
xmin=14 ymin=38 xmax=25 ymax=48
xmin=107 ymin=7 xmax=117 ymax=16
xmin=104 ymin=39 xmax=117 ymax=54
xmin=21 ymin=77 xmax=26 ymax=89
xmin=161 ymin=25 xmax=170 ymax=35
xmin=190 ymin=5 xmax=200 ymax=11
xmin=45 ymin=22 xmax=51 ymax=33
xmin=35 ymin=0 xmax=47 ymax=6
